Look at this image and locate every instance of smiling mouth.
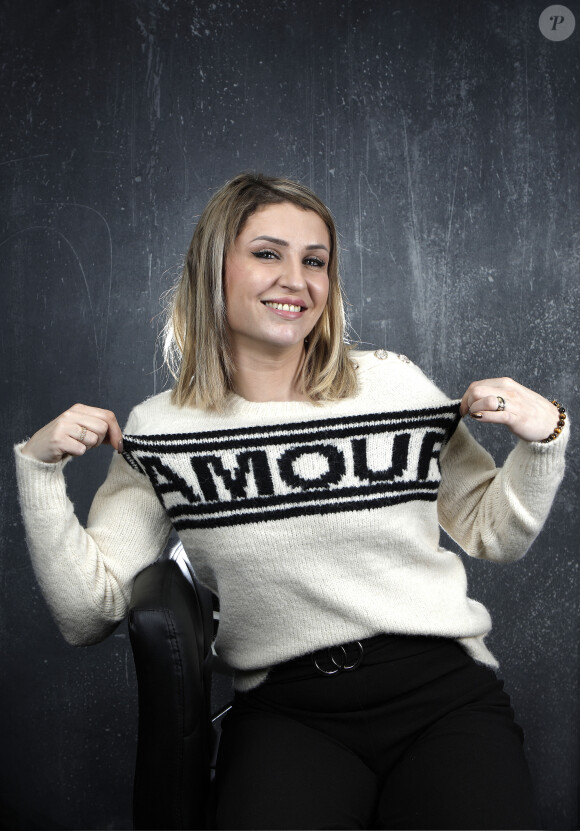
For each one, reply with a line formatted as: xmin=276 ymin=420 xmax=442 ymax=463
xmin=262 ymin=301 xmax=305 ymax=313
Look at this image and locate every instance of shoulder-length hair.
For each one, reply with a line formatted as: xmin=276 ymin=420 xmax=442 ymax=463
xmin=164 ymin=172 xmax=357 ymax=410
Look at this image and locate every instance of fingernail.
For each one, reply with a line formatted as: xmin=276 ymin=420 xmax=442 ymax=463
xmin=470 ymin=412 xmax=483 ymax=419
xmin=117 ymin=439 xmax=124 ymax=453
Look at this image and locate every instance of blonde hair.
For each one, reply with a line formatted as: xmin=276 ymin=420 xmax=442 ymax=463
xmin=164 ymin=172 xmax=357 ymax=410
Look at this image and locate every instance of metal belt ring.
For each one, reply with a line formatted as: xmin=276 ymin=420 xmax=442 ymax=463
xmin=339 ymin=641 xmax=364 ymax=671
xmin=313 ymin=653 xmax=340 ymax=675
xmin=313 ymin=640 xmax=364 ymax=675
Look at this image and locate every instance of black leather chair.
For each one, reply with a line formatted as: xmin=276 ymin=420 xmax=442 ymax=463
xmin=128 ymin=544 xmax=232 ymax=830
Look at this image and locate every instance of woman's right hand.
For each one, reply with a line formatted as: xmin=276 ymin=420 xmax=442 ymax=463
xmin=21 ymin=404 xmax=124 ymax=464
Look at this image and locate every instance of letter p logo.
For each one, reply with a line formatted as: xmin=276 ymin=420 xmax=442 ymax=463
xmin=539 ymin=5 xmax=576 ymax=40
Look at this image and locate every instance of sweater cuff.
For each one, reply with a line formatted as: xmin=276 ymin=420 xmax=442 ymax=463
xmin=513 ymin=414 xmax=570 ymax=476
xmin=14 ymin=442 xmax=73 ymax=510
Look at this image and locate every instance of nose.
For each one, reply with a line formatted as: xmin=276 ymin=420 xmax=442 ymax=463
xmin=278 ymin=254 xmax=306 ymax=291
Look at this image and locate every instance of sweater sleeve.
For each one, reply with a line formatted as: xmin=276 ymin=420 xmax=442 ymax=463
xmin=14 ymin=410 xmax=172 ymax=646
xmin=437 ymin=420 xmax=568 ymax=562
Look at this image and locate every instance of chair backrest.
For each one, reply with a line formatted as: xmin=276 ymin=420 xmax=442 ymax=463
xmin=129 ymin=555 xmax=215 ymax=830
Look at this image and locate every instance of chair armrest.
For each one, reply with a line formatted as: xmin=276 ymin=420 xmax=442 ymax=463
xmin=129 ymin=559 xmax=214 ymax=830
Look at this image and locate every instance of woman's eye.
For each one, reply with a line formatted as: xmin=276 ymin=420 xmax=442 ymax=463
xmin=253 ymin=249 xmax=279 ymax=260
xmin=305 ymin=256 xmax=326 ymax=268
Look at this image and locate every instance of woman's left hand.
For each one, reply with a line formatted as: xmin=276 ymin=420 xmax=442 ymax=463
xmin=460 ymin=377 xmax=562 ymax=443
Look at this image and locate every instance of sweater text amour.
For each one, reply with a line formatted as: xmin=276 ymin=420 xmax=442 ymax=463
xmin=122 ymin=405 xmax=460 ymax=529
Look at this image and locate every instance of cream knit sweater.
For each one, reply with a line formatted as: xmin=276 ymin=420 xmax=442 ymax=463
xmin=15 ymin=351 xmax=568 ymax=690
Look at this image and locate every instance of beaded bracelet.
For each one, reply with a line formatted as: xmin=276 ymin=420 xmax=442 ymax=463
xmin=541 ymin=400 xmax=567 ymax=443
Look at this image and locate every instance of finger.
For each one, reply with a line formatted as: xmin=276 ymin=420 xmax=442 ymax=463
xmin=62 ymin=407 xmax=122 ymax=448
xmin=51 ymin=434 xmax=90 ymax=459
xmin=102 ymin=415 xmax=123 ymax=451
xmin=459 ymin=390 xmax=471 ymax=417
xmin=75 ymin=407 xmax=124 ymax=449
xmin=468 ymin=394 xmax=510 ymax=416
xmin=76 ymin=428 xmax=101 ymax=449
xmin=60 ymin=415 xmax=107 ymax=445
xmin=468 ymin=409 xmax=515 ymax=427
xmin=461 ymin=379 xmax=514 ymax=416
xmin=68 ymin=403 xmax=118 ymax=419
xmin=460 ymin=383 xmax=497 ymax=416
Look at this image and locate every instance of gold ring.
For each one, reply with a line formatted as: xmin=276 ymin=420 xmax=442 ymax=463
xmin=79 ymin=426 xmax=87 ymax=443
xmin=496 ymin=396 xmax=506 ymax=412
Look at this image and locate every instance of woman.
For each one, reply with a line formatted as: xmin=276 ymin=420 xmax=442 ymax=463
xmin=16 ymin=173 xmax=568 ymax=829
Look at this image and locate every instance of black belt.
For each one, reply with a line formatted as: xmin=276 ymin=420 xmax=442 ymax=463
xmin=269 ymin=634 xmax=449 ymax=680
xmin=272 ymin=634 xmax=397 ymax=677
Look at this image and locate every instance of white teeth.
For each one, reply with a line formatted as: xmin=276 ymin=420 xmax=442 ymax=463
xmin=264 ymin=301 xmax=302 ymax=312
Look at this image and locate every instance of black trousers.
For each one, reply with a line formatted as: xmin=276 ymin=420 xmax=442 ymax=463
xmin=214 ymin=635 xmax=540 ymax=830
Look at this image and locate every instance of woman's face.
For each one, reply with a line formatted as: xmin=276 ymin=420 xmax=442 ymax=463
xmin=224 ymin=202 xmax=330 ymax=359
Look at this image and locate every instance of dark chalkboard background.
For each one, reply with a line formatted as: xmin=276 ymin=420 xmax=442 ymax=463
xmin=1 ymin=1 xmax=578 ymax=828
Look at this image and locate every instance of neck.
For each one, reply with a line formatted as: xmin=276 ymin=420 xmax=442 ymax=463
xmin=230 ymin=343 xmax=308 ymax=402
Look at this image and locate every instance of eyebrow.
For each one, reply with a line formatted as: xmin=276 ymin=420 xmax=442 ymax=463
xmin=249 ymin=235 xmax=329 ymax=252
